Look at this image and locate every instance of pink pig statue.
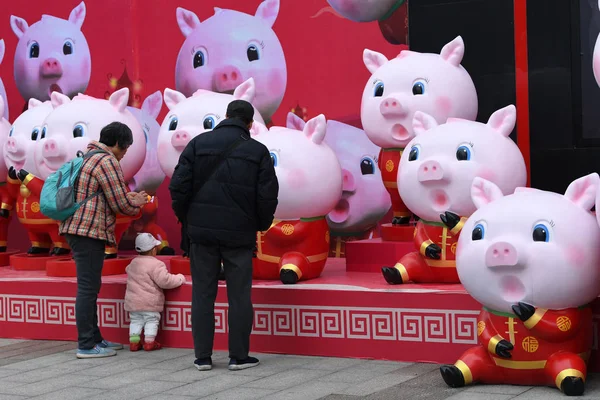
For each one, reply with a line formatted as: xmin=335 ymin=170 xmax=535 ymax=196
xmin=4 ymin=99 xmax=53 ymax=175
xmin=594 ymin=1 xmax=600 ymax=86
xmin=441 ymin=174 xmax=600 ymax=396
xmin=23 ymin=88 xmax=146 ymax=257
xmin=362 ymin=36 xmax=478 ymax=226
xmin=286 ymin=112 xmax=390 ymax=258
xmin=327 ymin=0 xmax=401 ymax=22
xmin=0 ymin=39 xmax=9 ymax=121
xmin=10 ymin=1 xmax=91 ymax=103
xmin=126 ymin=91 xmax=174 ymax=256
xmin=250 ymin=116 xmax=342 ymax=284
xmin=175 ymin=0 xmax=287 ymax=122
xmin=381 ymin=105 xmax=527 ymax=285
xmin=0 ymin=99 xmax=11 ymax=251
xmin=158 ymin=78 xmax=264 ymax=178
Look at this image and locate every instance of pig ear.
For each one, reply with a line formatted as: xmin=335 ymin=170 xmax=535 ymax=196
xmin=286 ymin=112 xmax=306 ymax=131
xmin=28 ymin=98 xmax=44 ymax=109
xmin=176 ymin=7 xmax=201 ymax=37
xmin=0 ymin=40 xmax=4 ymax=64
xmin=68 ymin=1 xmax=86 ymax=30
xmin=163 ymin=89 xmax=187 ymax=110
xmin=141 ymin=91 xmax=163 ymax=119
xmin=440 ymin=36 xmax=465 ymax=67
xmin=471 ymin=177 xmax=504 ymax=209
xmin=412 ymin=111 xmax=439 ymax=136
xmin=487 ymin=105 xmax=516 ymax=138
xmin=50 ymin=92 xmax=71 ymax=109
xmin=255 ymin=0 xmax=280 ymax=28
xmin=10 ymin=16 xmax=29 ymax=39
xmin=303 ymin=114 xmax=327 ymax=145
xmin=363 ymin=49 xmax=388 ymax=74
xmin=214 ymin=7 xmax=224 ymax=15
xmin=564 ymin=173 xmax=600 ymax=211
xmin=250 ymin=121 xmax=268 ymax=137
xmin=109 ymin=88 xmax=130 ymax=113
xmin=233 ymin=78 xmax=256 ymax=102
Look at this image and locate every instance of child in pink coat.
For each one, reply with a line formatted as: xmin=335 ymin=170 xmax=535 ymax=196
xmin=125 ymin=233 xmax=186 ymax=351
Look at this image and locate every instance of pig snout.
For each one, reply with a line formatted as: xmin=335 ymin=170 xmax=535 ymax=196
xmin=5 ymin=138 xmax=20 ymax=154
xmin=418 ymin=160 xmax=444 ymax=182
xmin=379 ymin=96 xmax=406 ymax=117
xmin=485 ymin=242 xmax=519 ymax=268
xmin=40 ymin=58 xmax=63 ymax=78
xmin=214 ymin=66 xmax=243 ymax=92
xmin=171 ymin=130 xmax=191 ymax=150
xmin=42 ymin=139 xmax=61 ymax=158
xmin=342 ymin=169 xmax=356 ymax=192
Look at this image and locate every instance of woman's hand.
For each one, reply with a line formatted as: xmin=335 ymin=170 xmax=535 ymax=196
xmin=127 ymin=191 xmax=149 ymax=207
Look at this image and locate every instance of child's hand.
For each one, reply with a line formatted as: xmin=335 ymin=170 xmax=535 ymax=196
xmin=177 ymin=274 xmax=186 ymax=284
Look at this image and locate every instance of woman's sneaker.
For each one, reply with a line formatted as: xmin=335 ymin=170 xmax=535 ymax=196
xmin=76 ymin=345 xmax=117 ymax=359
xmin=194 ymin=357 xmax=213 ymax=371
xmin=229 ymin=356 xmax=260 ymax=371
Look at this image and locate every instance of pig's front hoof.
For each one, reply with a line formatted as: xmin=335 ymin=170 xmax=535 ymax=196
xmin=381 ymin=267 xmax=403 ymax=284
xmin=561 ymin=376 xmax=584 ymax=396
xmin=28 ymin=246 xmax=50 ymax=255
xmin=52 ymin=248 xmax=70 ymax=256
xmin=440 ymin=365 xmax=465 ymax=388
xmin=280 ymin=269 xmax=298 ymax=285
xmin=159 ymin=246 xmax=176 ymax=256
xmin=392 ymin=216 xmax=410 ymax=225
xmin=104 ymin=253 xmax=117 ymax=260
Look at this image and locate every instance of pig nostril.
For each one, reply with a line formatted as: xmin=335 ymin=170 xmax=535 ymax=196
xmin=222 ymin=73 xmax=228 ymax=81
xmin=424 ymin=167 xmax=428 ymax=172
xmin=504 ymin=249 xmax=510 ymax=255
xmin=392 ymin=101 xmax=397 ymax=107
xmin=493 ymin=249 xmax=499 ymax=256
xmin=432 ymin=166 xmax=437 ymax=171
xmin=232 ymin=72 xmax=238 ymax=80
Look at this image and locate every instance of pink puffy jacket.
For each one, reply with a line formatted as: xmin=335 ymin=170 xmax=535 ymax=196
xmin=124 ymin=256 xmax=186 ymax=313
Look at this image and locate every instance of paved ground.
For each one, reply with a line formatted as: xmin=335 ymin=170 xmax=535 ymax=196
xmin=0 ymin=339 xmax=599 ymax=399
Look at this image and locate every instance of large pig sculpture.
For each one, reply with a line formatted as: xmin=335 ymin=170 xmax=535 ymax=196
xmin=175 ymin=0 xmax=286 ymax=122
xmin=10 ymin=2 xmax=91 ymax=103
xmin=362 ymin=36 xmax=478 ymax=226
xmin=126 ymin=91 xmax=174 ymax=255
xmin=381 ymin=105 xmax=527 ymax=285
xmin=19 ymin=88 xmax=146 ymax=257
xmin=251 ymin=116 xmax=342 ymax=284
xmin=158 ymin=78 xmax=264 ymax=178
xmin=286 ymin=112 xmax=390 ymax=257
xmin=0 ymin=98 xmax=11 ymax=252
xmin=593 ymin=1 xmax=600 ymax=86
xmin=441 ymin=175 xmax=600 ymax=397
xmin=0 ymin=39 xmax=8 ymax=120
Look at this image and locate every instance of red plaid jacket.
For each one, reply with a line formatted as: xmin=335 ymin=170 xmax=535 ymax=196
xmin=59 ymin=141 xmax=141 ymax=245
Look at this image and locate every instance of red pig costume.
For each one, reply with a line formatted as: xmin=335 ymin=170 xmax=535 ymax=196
xmin=379 ymin=148 xmax=411 ymax=224
xmin=443 ymin=306 xmax=592 ymax=393
xmin=12 ymin=173 xmax=69 ymax=253
xmin=384 ymin=217 xmax=467 ymax=284
xmin=254 ymin=217 xmax=330 ymax=282
xmin=105 ymin=212 xmax=141 ymax=257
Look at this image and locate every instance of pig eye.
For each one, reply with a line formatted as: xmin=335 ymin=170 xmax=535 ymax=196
xmin=31 ymin=128 xmax=40 ymax=141
xmin=472 ymin=223 xmax=485 ymax=241
xmin=203 ymin=116 xmax=216 ymax=130
xmin=28 ymin=42 xmax=40 ymax=59
xmin=73 ymin=124 xmax=86 ymax=138
xmin=532 ymin=223 xmax=549 ymax=242
xmin=412 ymin=80 xmax=427 ymax=95
xmin=247 ymin=44 xmax=260 ymax=62
xmin=193 ymin=50 xmax=206 ymax=68
xmin=408 ymin=145 xmax=420 ymax=161
xmin=168 ymin=117 xmax=178 ymax=131
xmin=456 ymin=145 xmax=471 ymax=161
xmin=63 ymin=40 xmax=74 ymax=55
xmin=41 ymin=126 xmax=47 ymax=139
xmin=360 ymin=157 xmax=375 ymax=175
xmin=9 ymin=127 xmax=14 ymax=138
xmin=270 ymin=152 xmax=279 ymax=167
xmin=373 ymin=81 xmax=384 ymax=97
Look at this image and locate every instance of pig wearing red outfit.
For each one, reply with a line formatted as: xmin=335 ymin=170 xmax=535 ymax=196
xmin=381 ymin=106 xmax=526 ymax=284
xmin=251 ymin=115 xmax=342 ymax=284
xmin=0 ymin=99 xmax=12 ymax=251
xmin=440 ymin=175 xmax=600 ymax=396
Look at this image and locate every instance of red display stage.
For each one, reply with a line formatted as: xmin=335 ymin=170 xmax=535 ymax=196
xmin=2 ymin=257 xmax=600 ymax=371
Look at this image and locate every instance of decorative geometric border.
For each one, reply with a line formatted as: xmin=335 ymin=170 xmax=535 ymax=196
xmin=0 ymin=294 xmax=598 ymax=348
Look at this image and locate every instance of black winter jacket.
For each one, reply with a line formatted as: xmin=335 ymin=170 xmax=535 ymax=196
xmin=169 ymin=119 xmax=279 ymax=248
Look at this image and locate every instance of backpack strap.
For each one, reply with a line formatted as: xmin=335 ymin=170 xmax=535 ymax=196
xmin=73 ymin=149 xmax=111 ymax=203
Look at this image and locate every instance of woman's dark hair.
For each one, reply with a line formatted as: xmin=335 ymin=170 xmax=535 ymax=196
xmin=99 ymin=122 xmax=134 ymax=149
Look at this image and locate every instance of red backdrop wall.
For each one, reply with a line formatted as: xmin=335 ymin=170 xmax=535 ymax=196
xmin=0 ymin=0 xmax=400 ymax=252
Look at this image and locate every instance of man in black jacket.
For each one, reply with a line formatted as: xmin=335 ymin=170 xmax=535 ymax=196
xmin=169 ymin=100 xmax=278 ymax=372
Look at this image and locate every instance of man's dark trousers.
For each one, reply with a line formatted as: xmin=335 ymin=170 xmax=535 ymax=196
xmin=190 ymin=242 xmax=254 ymax=360
xmin=66 ymin=234 xmax=106 ymax=350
